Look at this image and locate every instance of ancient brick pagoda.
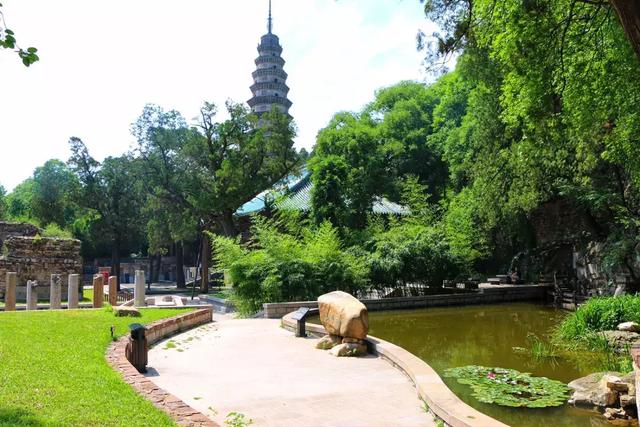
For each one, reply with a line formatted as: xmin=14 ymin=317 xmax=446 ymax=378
xmin=247 ymin=0 xmax=292 ymax=116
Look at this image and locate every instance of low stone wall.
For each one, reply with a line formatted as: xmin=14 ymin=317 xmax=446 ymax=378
xmin=145 ymin=308 xmax=213 ymax=345
xmin=264 ymin=284 xmax=550 ymax=318
xmin=281 ymin=312 xmax=507 ymax=427
xmin=106 ymin=308 xmax=217 ymax=427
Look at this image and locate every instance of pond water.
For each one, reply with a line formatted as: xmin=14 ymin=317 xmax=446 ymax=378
xmin=365 ymin=303 xmax=616 ymax=427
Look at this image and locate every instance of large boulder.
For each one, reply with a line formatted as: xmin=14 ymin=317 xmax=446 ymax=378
xmin=318 ymin=291 xmax=369 ymax=340
xmin=568 ymin=372 xmax=631 ymax=408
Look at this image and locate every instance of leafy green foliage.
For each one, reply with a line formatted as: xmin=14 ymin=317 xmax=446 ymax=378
xmin=444 ymin=365 xmax=569 ymax=408
xmin=68 ymin=138 xmax=147 ymax=271
xmin=557 ymin=295 xmax=640 ymax=341
xmin=133 ymin=102 xmax=299 ymax=237
xmin=365 ymin=221 xmax=461 ymax=289
xmin=211 ymin=216 xmax=368 ymax=315
xmin=0 ymin=4 xmax=38 ymax=66
xmin=413 ymin=0 xmax=640 ymax=278
xmin=225 ymin=412 xmax=254 ymax=427
xmin=311 ymin=82 xmax=448 ymax=229
xmin=30 ymin=159 xmax=81 ymax=228
xmin=41 ymin=223 xmax=73 ymax=238
xmin=0 ymin=184 xmax=6 ymax=220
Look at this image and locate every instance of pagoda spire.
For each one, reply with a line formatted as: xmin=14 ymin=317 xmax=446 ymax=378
xmin=268 ymin=0 xmax=273 ymax=34
xmin=248 ymin=0 xmax=292 ymax=117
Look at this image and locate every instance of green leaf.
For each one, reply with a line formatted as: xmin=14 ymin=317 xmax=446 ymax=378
xmin=443 ymin=365 xmax=569 ymax=408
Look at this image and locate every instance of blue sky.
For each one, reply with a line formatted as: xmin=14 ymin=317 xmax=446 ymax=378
xmin=0 ymin=0 xmax=436 ymax=191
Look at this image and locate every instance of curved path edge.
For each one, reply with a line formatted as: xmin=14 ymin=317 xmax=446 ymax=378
xmin=282 ymin=312 xmax=509 ymax=427
xmin=106 ymin=308 xmax=219 ymax=427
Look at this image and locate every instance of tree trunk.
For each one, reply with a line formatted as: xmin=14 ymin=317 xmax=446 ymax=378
xmin=154 ymin=253 xmax=162 ymax=283
xmin=148 ymin=255 xmax=154 ymax=290
xmin=201 ymin=232 xmax=210 ymax=293
xmin=176 ymin=241 xmax=186 ymax=289
xmin=611 ymin=0 xmax=640 ymax=62
xmin=111 ymin=244 xmax=121 ymax=291
xmin=219 ymin=210 xmax=238 ymax=237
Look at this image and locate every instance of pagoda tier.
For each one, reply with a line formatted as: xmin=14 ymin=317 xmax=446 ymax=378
xmin=248 ymin=22 xmax=292 ymax=115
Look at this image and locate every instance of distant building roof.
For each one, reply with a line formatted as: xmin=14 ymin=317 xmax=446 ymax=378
xmin=235 ymin=170 xmax=410 ymax=217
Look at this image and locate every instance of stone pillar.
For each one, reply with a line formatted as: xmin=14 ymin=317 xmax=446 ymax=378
xmin=68 ymin=274 xmax=80 ymax=309
xmin=108 ymin=276 xmax=117 ymax=306
xmin=26 ymin=280 xmax=38 ymax=310
xmin=50 ymin=274 xmax=62 ymax=310
xmin=134 ymin=270 xmax=146 ymax=307
xmin=5 ymin=272 xmax=17 ymax=311
xmin=92 ymin=274 xmax=104 ymax=308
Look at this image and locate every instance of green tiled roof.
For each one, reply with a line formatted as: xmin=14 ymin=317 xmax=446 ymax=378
xmin=236 ymin=171 xmax=410 ymax=217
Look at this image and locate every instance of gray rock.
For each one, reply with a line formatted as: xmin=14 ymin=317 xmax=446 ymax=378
xmin=114 ymin=306 xmax=141 ymax=317
xmin=328 ymin=342 xmax=367 ymax=357
xmin=618 ymin=322 xmax=640 ymax=332
xmin=601 ymin=330 xmax=640 ymax=353
xmin=607 ymin=380 xmax=629 ymax=392
xmin=316 ymin=334 xmax=342 ymax=350
xmin=568 ymin=372 xmax=621 ymax=408
xmin=620 ymin=393 xmax=636 ymax=408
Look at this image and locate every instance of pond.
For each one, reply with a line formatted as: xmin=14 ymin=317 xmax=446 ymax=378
xmin=366 ymin=303 xmax=616 ymax=427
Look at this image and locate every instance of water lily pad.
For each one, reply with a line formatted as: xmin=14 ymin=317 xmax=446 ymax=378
xmin=443 ymin=365 xmax=569 ymax=408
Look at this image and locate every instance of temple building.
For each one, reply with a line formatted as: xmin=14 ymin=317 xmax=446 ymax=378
xmin=248 ymin=0 xmax=292 ymax=116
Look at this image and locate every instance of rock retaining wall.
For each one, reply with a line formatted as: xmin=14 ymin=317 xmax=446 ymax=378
xmin=264 ymin=284 xmax=550 ymax=319
xmin=106 ymin=308 xmax=217 ymax=427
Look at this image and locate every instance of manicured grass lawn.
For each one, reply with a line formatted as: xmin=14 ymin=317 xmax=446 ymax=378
xmin=0 ymin=308 xmax=192 ymax=426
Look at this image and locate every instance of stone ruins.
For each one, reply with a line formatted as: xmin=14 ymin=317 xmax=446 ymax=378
xmin=0 ymin=221 xmax=82 ymax=302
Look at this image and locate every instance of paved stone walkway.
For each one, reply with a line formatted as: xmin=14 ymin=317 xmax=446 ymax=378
xmin=146 ymin=317 xmax=435 ymax=427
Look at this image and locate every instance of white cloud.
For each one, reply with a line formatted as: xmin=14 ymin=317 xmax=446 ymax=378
xmin=0 ymin=0 xmax=435 ymax=191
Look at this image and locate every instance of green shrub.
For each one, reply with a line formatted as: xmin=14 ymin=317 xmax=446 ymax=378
xmin=42 ymin=223 xmax=73 ymax=238
xmin=211 ymin=218 xmax=368 ymax=315
xmin=557 ymin=295 xmax=640 ymax=341
xmin=365 ymin=222 xmax=462 ymax=289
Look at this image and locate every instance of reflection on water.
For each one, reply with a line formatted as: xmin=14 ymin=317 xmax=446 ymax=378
xmin=367 ymin=303 xmax=616 ymax=427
